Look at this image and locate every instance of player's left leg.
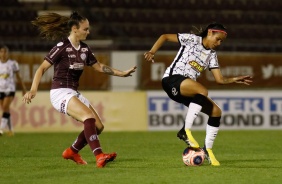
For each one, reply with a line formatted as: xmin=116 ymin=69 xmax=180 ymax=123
xmin=203 ymin=117 xmax=221 ymax=166
xmin=201 ymin=98 xmax=221 ymax=166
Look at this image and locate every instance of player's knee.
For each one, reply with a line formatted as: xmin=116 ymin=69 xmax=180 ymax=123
xmin=192 ymin=93 xmax=209 ymax=106
xmin=194 ymin=87 xmax=208 ymax=97
xmin=199 ymin=89 xmax=208 ymax=97
xmin=212 ymin=105 xmax=222 ymax=117
xmin=96 ymin=125 xmax=104 ymax=135
xmin=81 ymin=112 xmax=96 ymax=122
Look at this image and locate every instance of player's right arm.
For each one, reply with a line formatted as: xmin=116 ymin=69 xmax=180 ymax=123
xmin=23 ymin=60 xmax=52 ymax=104
xmin=144 ymin=34 xmax=178 ymax=62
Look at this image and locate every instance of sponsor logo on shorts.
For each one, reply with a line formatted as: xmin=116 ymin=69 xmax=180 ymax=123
xmin=60 ymin=99 xmax=66 ymax=114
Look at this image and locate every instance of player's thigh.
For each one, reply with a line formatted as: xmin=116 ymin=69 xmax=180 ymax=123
xmin=180 ymin=79 xmax=208 ymax=97
xmin=67 ymin=96 xmax=95 ymax=122
xmin=89 ymin=104 xmax=104 ymax=133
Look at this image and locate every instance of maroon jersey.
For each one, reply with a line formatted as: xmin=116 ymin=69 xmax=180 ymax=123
xmin=45 ymin=39 xmax=97 ymax=90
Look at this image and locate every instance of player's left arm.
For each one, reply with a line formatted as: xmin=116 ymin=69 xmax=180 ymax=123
xmin=91 ymin=61 xmax=137 ymax=77
xmin=15 ymin=71 xmax=27 ymax=96
xmin=211 ymin=68 xmax=252 ymax=85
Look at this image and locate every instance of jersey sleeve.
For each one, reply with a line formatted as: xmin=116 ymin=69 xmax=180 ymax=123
xmin=86 ymin=46 xmax=98 ymax=66
xmin=208 ymin=52 xmax=220 ymax=70
xmin=12 ymin=61 xmax=20 ymax=72
xmin=44 ymin=42 xmax=64 ymax=65
xmin=177 ymin=33 xmax=195 ymax=46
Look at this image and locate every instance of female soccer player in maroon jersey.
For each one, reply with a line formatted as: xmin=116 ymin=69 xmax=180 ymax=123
xmin=23 ymin=12 xmax=136 ymax=168
xmin=144 ymin=23 xmax=252 ymax=166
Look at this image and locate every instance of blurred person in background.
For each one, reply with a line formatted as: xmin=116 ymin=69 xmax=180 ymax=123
xmin=22 ymin=11 xmax=136 ymax=168
xmin=144 ymin=23 xmax=252 ymax=166
xmin=0 ymin=45 xmax=26 ymax=136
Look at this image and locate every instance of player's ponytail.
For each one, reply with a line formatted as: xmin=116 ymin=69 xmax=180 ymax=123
xmin=32 ymin=11 xmax=86 ymax=41
xmin=193 ymin=22 xmax=227 ymax=38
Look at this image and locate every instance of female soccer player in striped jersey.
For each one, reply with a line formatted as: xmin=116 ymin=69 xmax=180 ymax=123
xmin=0 ymin=45 xmax=27 ymax=136
xmin=144 ymin=23 xmax=252 ymax=166
xmin=23 ymin=12 xmax=136 ymax=168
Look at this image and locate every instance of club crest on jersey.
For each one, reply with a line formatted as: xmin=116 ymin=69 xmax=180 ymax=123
xmin=89 ymin=134 xmax=98 ymax=141
xmin=189 ymin=60 xmax=204 ymax=72
xmin=69 ymin=63 xmax=84 ymax=70
xmin=172 ymin=87 xmax=178 ymax=96
xmin=80 ymin=53 xmax=86 ymax=60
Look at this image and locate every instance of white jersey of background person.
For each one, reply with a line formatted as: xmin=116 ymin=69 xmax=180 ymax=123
xmin=0 ymin=59 xmax=19 ymax=92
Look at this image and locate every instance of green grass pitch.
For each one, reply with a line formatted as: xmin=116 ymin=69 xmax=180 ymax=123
xmin=0 ymin=130 xmax=282 ymax=184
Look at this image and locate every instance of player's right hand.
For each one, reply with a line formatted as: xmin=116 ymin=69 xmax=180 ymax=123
xmin=22 ymin=91 xmax=36 ymax=104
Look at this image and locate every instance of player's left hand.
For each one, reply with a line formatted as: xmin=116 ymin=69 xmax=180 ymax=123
xmin=234 ymin=75 xmax=253 ymax=85
xmin=22 ymin=91 xmax=36 ymax=104
xmin=144 ymin=51 xmax=155 ymax=63
xmin=122 ymin=66 xmax=137 ymax=77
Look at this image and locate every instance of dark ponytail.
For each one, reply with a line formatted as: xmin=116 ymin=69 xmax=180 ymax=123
xmin=193 ymin=22 xmax=227 ymax=38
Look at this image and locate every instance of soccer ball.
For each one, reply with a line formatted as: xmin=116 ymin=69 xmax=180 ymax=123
xmin=182 ymin=147 xmax=205 ymax=166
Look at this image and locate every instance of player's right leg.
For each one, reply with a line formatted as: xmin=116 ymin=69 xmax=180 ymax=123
xmin=162 ymin=76 xmax=201 ymax=148
xmin=62 ymin=146 xmax=87 ymax=165
xmin=179 ymin=79 xmax=211 ymax=148
xmin=0 ymin=95 xmax=14 ymax=136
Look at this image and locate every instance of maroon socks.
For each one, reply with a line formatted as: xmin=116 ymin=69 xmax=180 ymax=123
xmin=83 ymin=118 xmax=102 ymax=156
xmin=71 ymin=130 xmax=87 ymax=153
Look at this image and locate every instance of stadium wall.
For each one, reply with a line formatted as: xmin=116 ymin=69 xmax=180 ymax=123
xmin=7 ymin=51 xmax=282 ymax=132
xmin=10 ymin=90 xmax=282 ymax=132
xmin=11 ymin=51 xmax=282 ymax=91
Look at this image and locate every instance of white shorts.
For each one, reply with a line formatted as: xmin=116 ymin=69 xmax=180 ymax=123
xmin=50 ymin=88 xmax=90 ymax=114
